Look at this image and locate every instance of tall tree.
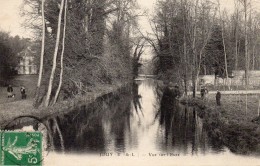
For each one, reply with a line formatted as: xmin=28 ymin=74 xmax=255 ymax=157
xmin=34 ymin=0 xmax=45 ymax=108
xmin=240 ymin=0 xmax=249 ymax=86
xmin=218 ymin=2 xmax=229 ymax=88
xmin=53 ymin=0 xmax=68 ymax=105
xmin=45 ymin=0 xmax=65 ymax=107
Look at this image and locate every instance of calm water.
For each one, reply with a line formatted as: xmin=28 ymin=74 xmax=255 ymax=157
xmin=46 ymin=79 xmax=230 ymax=155
xmin=5 ymin=79 xmax=231 ymax=156
xmin=5 ymin=79 xmax=260 ymax=165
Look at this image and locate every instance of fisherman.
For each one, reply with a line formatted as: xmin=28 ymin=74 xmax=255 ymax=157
xmin=216 ymin=90 xmax=221 ymax=106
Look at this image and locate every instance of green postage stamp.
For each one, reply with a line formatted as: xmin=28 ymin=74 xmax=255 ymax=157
xmin=0 ymin=131 xmax=42 ymax=166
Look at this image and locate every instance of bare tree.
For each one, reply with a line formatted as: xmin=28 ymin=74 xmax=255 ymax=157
xmin=45 ymin=0 xmax=65 ymax=107
xmin=239 ymin=0 xmax=249 ymax=86
xmin=181 ymin=0 xmax=188 ymax=96
xmin=234 ymin=0 xmax=240 ymax=70
xmin=217 ymin=1 xmax=229 ymax=89
xmin=34 ymin=0 xmax=45 ymax=108
xmin=238 ymin=0 xmax=249 ymax=114
xmin=53 ymin=0 xmax=68 ymax=105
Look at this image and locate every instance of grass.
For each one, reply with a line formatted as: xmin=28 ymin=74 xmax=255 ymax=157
xmin=180 ymin=94 xmax=260 ymax=155
xmin=0 ymin=75 xmax=37 ymax=104
xmin=0 ymin=78 xmax=129 ymax=128
xmin=0 ymin=75 xmax=37 ymax=126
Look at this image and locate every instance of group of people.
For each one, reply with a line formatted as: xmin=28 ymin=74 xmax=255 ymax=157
xmin=201 ymin=86 xmax=221 ymax=106
xmin=163 ymin=83 xmax=221 ymax=106
xmin=7 ymin=85 xmax=27 ymax=99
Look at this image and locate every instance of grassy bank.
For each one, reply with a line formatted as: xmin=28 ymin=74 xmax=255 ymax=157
xmin=0 ymin=75 xmax=38 ymax=104
xmin=180 ymin=94 xmax=260 ymax=155
xmin=0 ymin=80 xmax=130 ymax=128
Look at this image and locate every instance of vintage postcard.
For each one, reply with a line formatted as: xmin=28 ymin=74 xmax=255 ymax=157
xmin=0 ymin=0 xmax=260 ymax=165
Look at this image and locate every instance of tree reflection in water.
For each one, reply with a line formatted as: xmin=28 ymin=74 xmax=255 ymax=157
xmin=2 ymin=80 xmax=228 ymax=155
xmin=157 ymin=86 xmax=209 ymax=155
xmin=39 ymin=86 xmax=134 ymax=153
xmin=132 ymin=82 xmax=143 ymax=119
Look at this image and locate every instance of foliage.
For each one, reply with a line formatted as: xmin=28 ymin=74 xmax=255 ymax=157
xmin=0 ymin=32 xmax=30 ymax=82
xmin=150 ymin=0 xmax=260 ymax=93
xmin=22 ymin=0 xmax=139 ymax=106
xmin=148 ymin=0 xmax=217 ymax=96
xmin=204 ymin=25 xmax=233 ymax=77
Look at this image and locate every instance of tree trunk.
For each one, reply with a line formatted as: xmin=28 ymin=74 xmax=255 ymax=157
xmin=222 ymin=20 xmax=229 ymax=90
xmin=235 ymin=8 xmax=239 ymax=71
xmin=244 ymin=0 xmax=249 ymax=86
xmin=53 ymin=0 xmax=68 ymax=105
xmin=258 ymin=97 xmax=260 ymax=116
xmin=218 ymin=1 xmax=229 ymax=90
xmin=191 ymin=0 xmax=199 ymax=98
xmin=234 ymin=0 xmax=240 ymax=71
xmin=45 ymin=0 xmax=65 ymax=107
xmin=252 ymin=43 xmax=256 ymax=70
xmin=182 ymin=0 xmax=188 ymax=96
xmin=244 ymin=0 xmax=248 ymax=114
xmin=34 ymin=0 xmax=45 ymax=108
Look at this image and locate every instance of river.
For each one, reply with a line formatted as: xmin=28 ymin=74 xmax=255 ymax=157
xmin=3 ymin=79 xmax=260 ymax=165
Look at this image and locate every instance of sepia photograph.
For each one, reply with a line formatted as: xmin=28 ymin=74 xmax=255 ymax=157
xmin=0 ymin=0 xmax=260 ymax=165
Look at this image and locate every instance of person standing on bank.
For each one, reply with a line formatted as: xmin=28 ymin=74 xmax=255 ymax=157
xmin=216 ymin=90 xmax=221 ymax=106
xmin=7 ymin=85 xmax=13 ymax=98
xmin=204 ymin=87 xmax=209 ymax=100
xmin=200 ymin=87 xmax=205 ymax=99
xmin=20 ymin=86 xmax=26 ymax=99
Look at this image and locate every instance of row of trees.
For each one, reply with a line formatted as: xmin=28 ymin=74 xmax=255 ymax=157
xmin=21 ymin=0 xmax=144 ymax=107
xmin=148 ymin=0 xmax=260 ymax=96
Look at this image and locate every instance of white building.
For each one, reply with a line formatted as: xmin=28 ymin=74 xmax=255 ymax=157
xmin=199 ymin=70 xmax=260 ymax=86
xmin=17 ymin=47 xmax=37 ymax=75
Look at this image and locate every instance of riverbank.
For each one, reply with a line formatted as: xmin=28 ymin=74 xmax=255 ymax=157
xmin=180 ymin=94 xmax=260 ymax=155
xmin=0 ymin=80 xmax=130 ymax=128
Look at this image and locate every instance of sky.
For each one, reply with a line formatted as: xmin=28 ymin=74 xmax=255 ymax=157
xmin=0 ymin=0 xmax=29 ymax=37
xmin=0 ymin=0 xmax=240 ymax=60
xmin=0 ymin=0 xmax=240 ymax=38
xmin=0 ymin=0 xmax=257 ymax=59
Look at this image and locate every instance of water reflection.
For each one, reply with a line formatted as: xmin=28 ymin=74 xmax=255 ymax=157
xmin=132 ymin=82 xmax=143 ymax=117
xmin=3 ymin=80 xmax=228 ymax=156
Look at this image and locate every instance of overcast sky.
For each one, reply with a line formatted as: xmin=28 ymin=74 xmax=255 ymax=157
xmin=0 ymin=0 xmax=241 ymax=38
xmin=0 ymin=0 xmax=26 ymax=37
xmin=0 ymin=0 xmax=243 ymax=60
